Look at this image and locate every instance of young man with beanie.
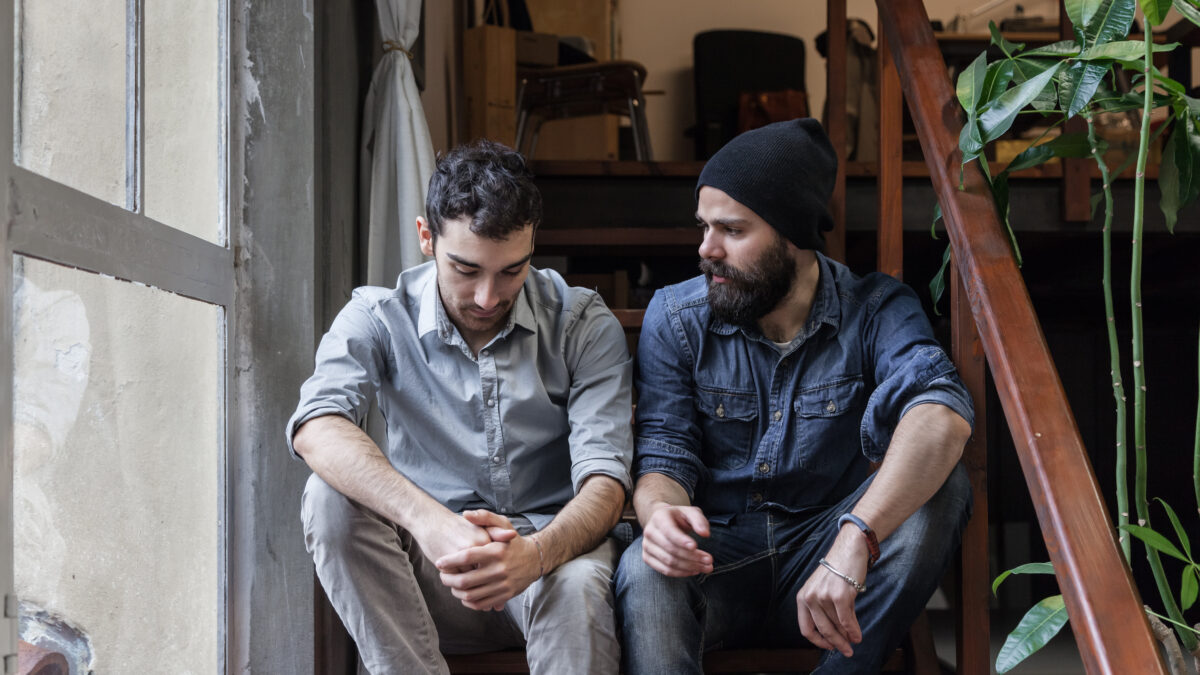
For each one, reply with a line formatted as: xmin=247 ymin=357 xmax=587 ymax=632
xmin=289 ymin=140 xmax=632 ymax=674
xmin=614 ymin=118 xmax=974 ymax=673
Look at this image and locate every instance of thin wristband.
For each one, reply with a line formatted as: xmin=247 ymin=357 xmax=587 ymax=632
xmin=838 ymin=513 xmax=880 ymax=568
xmin=531 ymin=534 xmax=545 ymax=578
xmin=819 ymin=557 xmax=866 ymax=593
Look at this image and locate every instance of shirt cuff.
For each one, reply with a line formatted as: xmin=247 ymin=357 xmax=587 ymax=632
xmin=570 ymin=456 xmax=633 ymax=495
xmin=633 ymin=438 xmax=701 ymax=501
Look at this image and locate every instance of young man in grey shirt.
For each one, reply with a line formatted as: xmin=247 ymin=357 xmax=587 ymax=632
xmin=287 ymin=140 xmax=632 ymax=674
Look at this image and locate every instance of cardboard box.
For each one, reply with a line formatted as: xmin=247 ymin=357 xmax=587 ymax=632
xmin=516 ymin=31 xmax=558 ymax=67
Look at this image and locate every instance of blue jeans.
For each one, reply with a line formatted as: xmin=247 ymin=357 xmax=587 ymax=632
xmin=614 ymin=464 xmax=971 ymax=674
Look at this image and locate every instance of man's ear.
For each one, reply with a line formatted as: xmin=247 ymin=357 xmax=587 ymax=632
xmin=417 ymin=216 xmax=434 ymax=257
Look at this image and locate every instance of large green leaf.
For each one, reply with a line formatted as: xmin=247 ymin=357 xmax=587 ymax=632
xmin=1064 ymin=0 xmax=1096 ymax=32
xmin=929 ymin=243 xmax=950 ymax=316
xmin=959 ymin=118 xmax=985 ymax=163
xmin=1059 ymin=61 xmax=1110 ymax=118
xmin=981 ymin=60 xmax=1016 ymax=104
xmin=1085 ymin=0 xmax=1138 ymax=46
xmin=1141 ymin=0 xmax=1173 ymax=26
xmin=1002 ymin=133 xmax=1101 ymax=173
xmin=957 ymin=51 xmax=989 ymax=112
xmin=1175 ymin=0 xmax=1200 ymax=28
xmin=992 ymin=562 xmax=1056 ymax=596
xmin=1021 ymin=41 xmax=1082 ymax=58
xmin=1122 ymin=524 xmax=1190 ymax=561
xmin=979 ymin=63 xmax=1065 ymax=142
xmin=1154 ymin=497 xmax=1193 ymax=559
xmin=996 ymin=595 xmax=1069 ymax=673
xmin=1012 ymin=59 xmax=1061 ymax=112
xmin=989 ymin=21 xmax=1025 ymax=57
xmin=1183 ymin=566 xmax=1199 ymax=611
xmin=1078 ymin=40 xmax=1179 ymax=61
xmin=1159 ymin=117 xmax=1200 ymax=233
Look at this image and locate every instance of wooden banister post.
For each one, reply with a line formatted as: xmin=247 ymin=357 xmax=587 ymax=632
xmin=877 ymin=17 xmax=904 ymax=280
xmin=826 ymin=0 xmax=847 ymax=263
xmin=951 ymin=258 xmax=990 ymax=675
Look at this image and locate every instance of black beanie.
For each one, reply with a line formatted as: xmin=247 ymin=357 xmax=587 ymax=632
xmin=696 ymin=118 xmax=837 ymax=251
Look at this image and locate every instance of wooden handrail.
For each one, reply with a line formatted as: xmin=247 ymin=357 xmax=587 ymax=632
xmin=875 ymin=1 xmax=1167 ymax=672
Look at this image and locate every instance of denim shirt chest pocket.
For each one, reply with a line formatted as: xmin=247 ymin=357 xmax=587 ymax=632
xmin=793 ymin=376 xmax=865 ymax=472
xmin=694 ymin=387 xmax=759 ymax=470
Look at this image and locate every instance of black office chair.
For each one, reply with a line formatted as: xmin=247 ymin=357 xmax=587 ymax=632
xmin=692 ymin=29 xmax=807 ymax=159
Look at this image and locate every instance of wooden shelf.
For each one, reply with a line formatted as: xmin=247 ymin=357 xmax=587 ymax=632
xmin=536 ymin=226 xmax=699 ymax=255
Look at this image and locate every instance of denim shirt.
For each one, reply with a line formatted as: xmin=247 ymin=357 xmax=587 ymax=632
xmin=286 ymin=262 xmax=634 ymax=530
xmin=633 ymin=253 xmax=973 ymax=521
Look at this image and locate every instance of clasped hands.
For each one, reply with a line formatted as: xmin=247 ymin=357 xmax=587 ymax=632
xmin=640 ymin=504 xmax=870 ymax=659
xmin=422 ymin=509 xmax=542 ymax=612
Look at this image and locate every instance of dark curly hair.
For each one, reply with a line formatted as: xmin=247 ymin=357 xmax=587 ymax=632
xmin=425 ymin=140 xmax=542 ymax=241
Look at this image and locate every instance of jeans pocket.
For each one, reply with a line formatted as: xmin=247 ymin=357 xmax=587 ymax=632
xmin=694 ymin=387 xmax=758 ymax=470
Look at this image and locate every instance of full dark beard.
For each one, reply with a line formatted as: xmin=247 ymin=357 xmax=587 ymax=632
xmin=699 ymin=235 xmax=795 ymax=327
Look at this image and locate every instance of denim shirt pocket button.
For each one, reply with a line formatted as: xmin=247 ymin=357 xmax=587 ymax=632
xmin=825 ymin=400 xmax=837 ymax=413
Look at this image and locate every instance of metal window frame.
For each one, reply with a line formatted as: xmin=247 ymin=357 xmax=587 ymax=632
xmin=0 ymin=0 xmax=232 ymax=670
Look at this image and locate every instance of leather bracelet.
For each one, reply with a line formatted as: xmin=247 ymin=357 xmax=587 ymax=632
xmin=838 ymin=513 xmax=880 ymax=568
xmin=819 ymin=558 xmax=866 ymax=593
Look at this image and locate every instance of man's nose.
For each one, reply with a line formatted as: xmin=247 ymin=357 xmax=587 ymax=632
xmin=475 ymin=278 xmax=499 ymax=310
xmin=698 ymin=229 xmax=723 ymax=260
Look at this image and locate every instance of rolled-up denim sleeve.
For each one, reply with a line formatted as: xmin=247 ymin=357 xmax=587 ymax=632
xmin=631 ymin=291 xmax=705 ymax=500
xmin=284 ymin=293 xmax=389 ymax=460
xmin=564 ymin=294 xmax=636 ymax=494
xmin=859 ymin=279 xmax=974 ymax=461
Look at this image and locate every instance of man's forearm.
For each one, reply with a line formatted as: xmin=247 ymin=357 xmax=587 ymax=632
xmin=294 ymin=414 xmax=449 ymax=534
xmin=849 ymin=402 xmax=970 ymax=540
xmin=632 ymin=472 xmax=692 ymax=525
xmin=535 ymin=474 xmax=626 ymax=572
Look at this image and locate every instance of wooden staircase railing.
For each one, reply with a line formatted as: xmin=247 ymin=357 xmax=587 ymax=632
xmin=871 ymin=0 xmax=1167 ymax=671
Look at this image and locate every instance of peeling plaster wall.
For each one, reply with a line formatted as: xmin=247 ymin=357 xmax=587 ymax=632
xmin=13 ymin=257 xmax=220 ymax=673
xmin=228 ymin=0 xmax=317 ymax=671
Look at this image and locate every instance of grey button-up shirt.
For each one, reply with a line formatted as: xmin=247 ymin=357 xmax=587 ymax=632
xmin=286 ymin=262 xmax=634 ymax=530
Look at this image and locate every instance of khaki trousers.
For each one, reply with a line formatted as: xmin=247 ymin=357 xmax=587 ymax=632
xmin=302 ymin=473 xmax=621 ymax=675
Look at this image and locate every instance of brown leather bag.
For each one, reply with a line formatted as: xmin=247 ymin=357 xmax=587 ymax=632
xmin=737 ymin=89 xmax=810 ymax=134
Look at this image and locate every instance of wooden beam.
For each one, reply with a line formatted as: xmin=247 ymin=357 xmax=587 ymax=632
xmin=825 ymin=0 xmax=847 ymax=263
xmin=877 ymin=17 xmax=904 ymax=280
xmin=951 ymin=259 xmax=990 ymax=675
xmin=876 ymin=0 xmax=1166 ymax=672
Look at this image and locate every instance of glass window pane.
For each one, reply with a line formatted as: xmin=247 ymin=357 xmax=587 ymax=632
xmin=144 ymin=2 xmax=222 ymax=243
xmin=15 ymin=0 xmax=127 ymax=206
xmin=12 ymin=255 xmax=221 ymax=672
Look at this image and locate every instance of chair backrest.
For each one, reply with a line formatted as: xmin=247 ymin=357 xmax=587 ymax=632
xmin=692 ymin=29 xmax=806 ymax=159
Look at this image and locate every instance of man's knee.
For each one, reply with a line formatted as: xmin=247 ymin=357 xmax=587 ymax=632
xmin=885 ymin=463 xmax=972 ymax=571
xmin=536 ymin=541 xmax=618 ymax=615
xmin=301 ymin=473 xmax=365 ymax=555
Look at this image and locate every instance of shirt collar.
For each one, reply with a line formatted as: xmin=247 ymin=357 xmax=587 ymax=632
xmin=707 ymin=251 xmax=842 ymax=340
xmin=416 ymin=268 xmax=538 ymax=347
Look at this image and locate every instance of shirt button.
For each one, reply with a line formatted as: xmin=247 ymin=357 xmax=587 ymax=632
xmin=773 ymin=410 xmax=782 ymax=422
xmin=486 ymin=398 xmax=494 ymax=407
xmin=826 ymin=400 xmax=837 ymax=413
xmin=492 ymin=455 xmax=502 ymax=464
xmin=758 ymin=462 xmax=769 ymax=474
xmin=481 ymin=349 xmax=490 ymax=357
xmin=716 ymin=403 xmax=725 ymax=418
xmin=751 ymin=492 xmax=763 ymax=504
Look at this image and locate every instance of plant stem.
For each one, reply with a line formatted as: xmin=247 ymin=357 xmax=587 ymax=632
xmin=1195 ymin=321 xmax=1199 ymax=517
xmin=1132 ymin=29 xmax=1197 ymax=652
xmin=1087 ymin=111 xmax=1130 ymax=563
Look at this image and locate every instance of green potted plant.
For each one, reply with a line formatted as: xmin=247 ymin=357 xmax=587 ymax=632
xmin=950 ymin=0 xmax=1200 ymax=670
